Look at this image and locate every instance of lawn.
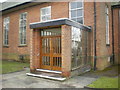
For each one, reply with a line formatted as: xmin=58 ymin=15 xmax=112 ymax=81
xmin=1 ymin=60 xmax=29 ymax=74
xmin=87 ymin=77 xmax=119 ymax=88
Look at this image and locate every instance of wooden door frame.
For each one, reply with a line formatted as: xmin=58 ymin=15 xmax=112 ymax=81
xmin=40 ymin=35 xmax=62 ymax=71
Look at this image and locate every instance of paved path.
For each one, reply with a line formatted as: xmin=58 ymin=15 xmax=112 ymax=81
xmin=1 ymin=69 xmax=97 ymax=88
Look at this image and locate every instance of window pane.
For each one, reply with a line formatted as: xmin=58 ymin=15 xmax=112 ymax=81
xmin=20 ymin=33 xmax=23 ymax=44
xmin=106 ymin=7 xmax=109 ymax=14
xmin=23 ymin=14 xmax=27 ymax=19
xmin=71 ymin=10 xmax=77 ymax=18
xmin=41 ymin=6 xmax=51 ymax=21
xmin=42 ymin=8 xmax=46 ymax=15
xmin=77 ymin=2 xmax=83 ymax=8
xmin=19 ymin=13 xmax=27 ymax=45
xmin=71 ymin=2 xmax=77 ymax=9
xmin=4 ymin=17 xmax=9 ymax=45
xmin=46 ymin=15 xmax=51 ymax=20
xmin=46 ymin=7 xmax=51 ymax=14
xmin=77 ymin=9 xmax=83 ymax=17
xmin=71 ymin=27 xmax=82 ymax=68
xmin=77 ymin=17 xmax=83 ymax=24
xmin=70 ymin=2 xmax=83 ymax=24
xmin=72 ymin=18 xmax=77 ymax=22
xmin=42 ymin=16 xmax=46 ymax=21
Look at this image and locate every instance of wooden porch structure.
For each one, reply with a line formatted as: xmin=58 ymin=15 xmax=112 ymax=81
xmin=28 ymin=18 xmax=91 ymax=79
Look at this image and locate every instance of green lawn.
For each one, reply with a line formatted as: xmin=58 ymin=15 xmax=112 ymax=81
xmin=87 ymin=77 xmax=119 ymax=88
xmin=1 ymin=60 xmax=29 ymax=74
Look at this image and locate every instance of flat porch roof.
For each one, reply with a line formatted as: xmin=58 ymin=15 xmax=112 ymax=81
xmin=30 ymin=18 xmax=91 ymax=31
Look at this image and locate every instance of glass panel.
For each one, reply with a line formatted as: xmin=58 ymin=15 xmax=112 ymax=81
xmin=77 ymin=17 xmax=83 ymax=24
xmin=4 ymin=17 xmax=9 ymax=45
xmin=42 ymin=56 xmax=50 ymax=65
xmin=19 ymin=13 xmax=27 ymax=45
xmin=41 ymin=8 xmax=46 ymax=15
xmin=77 ymin=9 xmax=83 ymax=17
xmin=71 ymin=26 xmax=91 ymax=69
xmin=46 ymin=15 xmax=51 ymax=20
xmin=77 ymin=2 xmax=83 ymax=8
xmin=41 ymin=6 xmax=51 ymax=21
xmin=70 ymin=2 xmax=83 ymax=24
xmin=71 ymin=2 xmax=77 ymax=9
xmin=72 ymin=18 xmax=77 ymax=22
xmin=42 ymin=16 xmax=46 ymax=21
xmin=71 ymin=10 xmax=77 ymax=18
xmin=71 ymin=27 xmax=82 ymax=68
xmin=53 ymin=57 xmax=61 ymax=67
xmin=41 ymin=28 xmax=61 ymax=36
xmin=46 ymin=7 xmax=51 ymax=14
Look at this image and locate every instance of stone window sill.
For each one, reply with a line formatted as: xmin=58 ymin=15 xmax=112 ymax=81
xmin=106 ymin=44 xmax=110 ymax=46
xmin=18 ymin=45 xmax=27 ymax=47
xmin=3 ymin=45 xmax=9 ymax=48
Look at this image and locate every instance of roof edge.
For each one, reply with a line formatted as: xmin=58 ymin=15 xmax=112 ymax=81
xmin=30 ymin=18 xmax=91 ymax=31
xmin=112 ymin=4 xmax=120 ymax=9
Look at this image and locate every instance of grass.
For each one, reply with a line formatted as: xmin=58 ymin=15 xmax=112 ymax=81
xmin=87 ymin=77 xmax=119 ymax=88
xmin=85 ymin=65 xmax=119 ymax=77
xmin=1 ymin=60 xmax=29 ymax=74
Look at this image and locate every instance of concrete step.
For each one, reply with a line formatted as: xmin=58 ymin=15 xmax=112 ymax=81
xmin=36 ymin=69 xmax=62 ymax=74
xmin=26 ymin=73 xmax=66 ymax=81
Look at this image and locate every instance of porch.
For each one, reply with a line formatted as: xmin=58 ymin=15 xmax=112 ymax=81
xmin=28 ymin=18 xmax=91 ymax=80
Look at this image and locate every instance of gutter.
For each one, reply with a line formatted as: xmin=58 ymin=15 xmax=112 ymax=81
xmin=111 ymin=7 xmax=115 ymax=64
xmin=93 ymin=1 xmax=97 ymax=71
xmin=1 ymin=2 xmax=44 ymax=15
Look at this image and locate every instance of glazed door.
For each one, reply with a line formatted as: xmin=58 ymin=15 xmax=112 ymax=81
xmin=40 ymin=36 xmax=62 ymax=71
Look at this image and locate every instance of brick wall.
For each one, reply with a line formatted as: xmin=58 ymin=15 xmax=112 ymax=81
xmin=95 ymin=2 xmax=113 ymax=70
xmin=61 ymin=25 xmax=72 ymax=77
xmin=2 ymin=2 xmax=69 ymax=62
xmin=2 ymin=2 xmax=113 ymax=70
xmin=113 ymin=8 xmax=120 ymax=64
xmin=30 ymin=29 xmax=40 ymax=72
xmin=84 ymin=2 xmax=113 ymax=70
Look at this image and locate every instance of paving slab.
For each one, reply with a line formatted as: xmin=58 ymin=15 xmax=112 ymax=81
xmin=1 ymin=69 xmax=97 ymax=88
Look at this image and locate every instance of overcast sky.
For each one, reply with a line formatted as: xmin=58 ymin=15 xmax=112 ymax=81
xmin=0 ymin=0 xmax=7 ymax=3
xmin=0 ymin=0 xmax=120 ymax=3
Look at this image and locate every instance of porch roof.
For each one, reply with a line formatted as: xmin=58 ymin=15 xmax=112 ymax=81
xmin=30 ymin=18 xmax=91 ymax=31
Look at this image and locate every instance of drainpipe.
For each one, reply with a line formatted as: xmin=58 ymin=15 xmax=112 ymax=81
xmin=111 ymin=7 xmax=115 ymax=64
xmin=93 ymin=1 xmax=97 ymax=71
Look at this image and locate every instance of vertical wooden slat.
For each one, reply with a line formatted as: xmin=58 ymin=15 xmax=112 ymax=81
xmin=46 ymin=38 xmax=48 ymax=53
xmin=59 ymin=38 xmax=60 ymax=54
xmin=56 ymin=57 xmax=57 ymax=66
xmin=56 ymin=38 xmax=58 ymax=54
xmin=41 ymin=34 xmax=61 ymax=70
xmin=58 ymin=57 xmax=59 ymax=67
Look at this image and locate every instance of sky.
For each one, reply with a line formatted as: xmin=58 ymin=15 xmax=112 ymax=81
xmin=0 ymin=0 xmax=7 ymax=3
xmin=0 ymin=0 xmax=120 ymax=3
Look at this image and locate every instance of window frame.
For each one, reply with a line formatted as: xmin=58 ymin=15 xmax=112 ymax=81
xmin=105 ymin=5 xmax=110 ymax=45
xmin=69 ymin=0 xmax=84 ymax=24
xmin=40 ymin=6 xmax=51 ymax=22
xmin=3 ymin=17 xmax=10 ymax=46
xmin=19 ymin=12 xmax=27 ymax=46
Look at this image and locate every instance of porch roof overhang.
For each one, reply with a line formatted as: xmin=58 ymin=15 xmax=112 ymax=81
xmin=30 ymin=18 xmax=91 ymax=31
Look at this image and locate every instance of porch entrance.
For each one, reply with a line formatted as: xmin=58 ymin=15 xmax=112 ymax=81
xmin=40 ymin=28 xmax=62 ymax=71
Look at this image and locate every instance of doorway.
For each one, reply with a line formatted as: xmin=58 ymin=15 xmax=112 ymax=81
xmin=40 ymin=28 xmax=62 ymax=71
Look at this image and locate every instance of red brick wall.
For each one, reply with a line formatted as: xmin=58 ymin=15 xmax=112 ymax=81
xmin=84 ymin=2 xmax=113 ymax=70
xmin=2 ymin=2 xmax=113 ymax=70
xmin=61 ymin=25 xmax=72 ymax=77
xmin=113 ymin=8 xmax=120 ymax=64
xmin=95 ymin=2 xmax=113 ymax=70
xmin=2 ymin=2 xmax=69 ymax=62
xmin=30 ymin=29 xmax=40 ymax=72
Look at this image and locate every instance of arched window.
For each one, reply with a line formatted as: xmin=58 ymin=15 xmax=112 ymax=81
xmin=3 ymin=17 xmax=10 ymax=46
